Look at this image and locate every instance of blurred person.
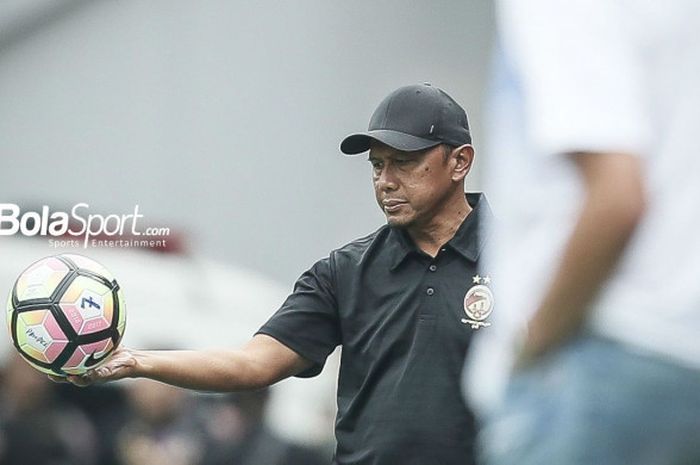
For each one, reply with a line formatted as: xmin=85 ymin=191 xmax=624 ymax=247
xmin=115 ymin=379 xmax=207 ymax=465
xmin=0 ymin=352 xmax=98 ymax=465
xmin=465 ymin=1 xmax=700 ymax=465
xmin=263 ymin=348 xmax=338 ymax=457
xmin=53 ymin=372 xmax=130 ymax=465
xmin=199 ymin=389 xmax=327 ymax=465
xmin=58 ymin=83 xmax=491 ymax=465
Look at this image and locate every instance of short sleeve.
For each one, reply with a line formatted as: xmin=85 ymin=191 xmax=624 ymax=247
xmin=256 ymin=256 xmax=340 ymax=378
xmin=497 ymin=0 xmax=653 ymax=157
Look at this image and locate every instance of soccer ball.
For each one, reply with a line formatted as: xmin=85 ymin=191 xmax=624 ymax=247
xmin=6 ymin=254 xmax=126 ymax=376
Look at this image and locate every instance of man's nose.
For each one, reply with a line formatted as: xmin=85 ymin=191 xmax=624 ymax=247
xmin=376 ymin=166 xmax=398 ymax=191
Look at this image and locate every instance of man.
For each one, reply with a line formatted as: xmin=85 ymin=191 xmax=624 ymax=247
xmin=64 ymin=83 xmax=491 ymax=465
xmin=465 ymin=1 xmax=700 ymax=464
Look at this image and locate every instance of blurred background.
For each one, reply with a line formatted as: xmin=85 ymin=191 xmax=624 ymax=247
xmin=0 ymin=1 xmax=494 ymax=464
xmin=0 ymin=0 xmax=493 ymax=285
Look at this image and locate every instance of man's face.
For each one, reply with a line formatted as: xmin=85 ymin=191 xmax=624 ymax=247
xmin=369 ymin=142 xmax=457 ymax=229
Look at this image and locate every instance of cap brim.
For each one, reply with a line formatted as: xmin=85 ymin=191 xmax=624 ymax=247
xmin=340 ymin=130 xmax=440 ymax=155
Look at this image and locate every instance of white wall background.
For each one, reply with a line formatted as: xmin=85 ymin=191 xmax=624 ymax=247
xmin=0 ymin=0 xmax=494 ymax=284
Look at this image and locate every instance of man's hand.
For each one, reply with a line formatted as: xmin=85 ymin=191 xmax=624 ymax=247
xmin=49 ymin=346 xmax=140 ymax=387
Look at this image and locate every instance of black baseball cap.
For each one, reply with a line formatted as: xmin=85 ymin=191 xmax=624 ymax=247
xmin=340 ymin=83 xmax=471 ymax=155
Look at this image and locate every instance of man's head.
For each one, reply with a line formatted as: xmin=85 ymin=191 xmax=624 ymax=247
xmin=341 ymin=84 xmax=474 ymax=229
xmin=367 ymin=141 xmax=473 ymax=228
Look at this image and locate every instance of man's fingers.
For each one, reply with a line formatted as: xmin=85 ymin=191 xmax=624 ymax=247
xmin=60 ymin=370 xmax=106 ymax=387
xmin=46 ymin=348 xmax=136 ymax=387
xmin=95 ymin=366 xmax=111 ymax=378
xmin=47 ymin=373 xmax=92 ymax=387
xmin=89 ymin=362 xmax=129 ymax=382
xmin=66 ymin=374 xmax=93 ymax=387
xmin=94 ymin=365 xmax=122 ymax=380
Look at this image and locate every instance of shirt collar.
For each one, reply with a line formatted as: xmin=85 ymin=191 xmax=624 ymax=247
xmin=387 ymin=193 xmax=491 ymax=271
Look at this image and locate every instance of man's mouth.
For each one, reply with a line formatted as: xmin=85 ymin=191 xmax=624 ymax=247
xmin=383 ymin=199 xmax=407 ymax=213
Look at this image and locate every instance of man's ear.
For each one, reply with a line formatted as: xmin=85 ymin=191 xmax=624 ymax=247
xmin=451 ymin=144 xmax=475 ymax=182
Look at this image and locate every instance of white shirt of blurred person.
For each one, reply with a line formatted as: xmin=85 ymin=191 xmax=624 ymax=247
xmin=464 ymin=1 xmax=700 ymax=465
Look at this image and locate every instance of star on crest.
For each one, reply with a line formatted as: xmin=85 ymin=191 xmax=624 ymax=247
xmin=472 ymin=275 xmax=492 ymax=285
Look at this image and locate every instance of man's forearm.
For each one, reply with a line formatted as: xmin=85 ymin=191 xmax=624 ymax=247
xmin=73 ymin=334 xmax=311 ymax=390
xmin=520 ymin=152 xmax=646 ymax=361
xmin=129 ymin=349 xmax=271 ymax=391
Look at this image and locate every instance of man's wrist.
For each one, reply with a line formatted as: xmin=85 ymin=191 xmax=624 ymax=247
xmin=129 ymin=349 xmax=152 ymax=378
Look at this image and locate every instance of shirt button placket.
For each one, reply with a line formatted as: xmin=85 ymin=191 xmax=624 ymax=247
xmin=426 ymin=287 xmax=435 ymax=296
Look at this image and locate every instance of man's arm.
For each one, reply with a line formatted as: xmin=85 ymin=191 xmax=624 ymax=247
xmin=518 ymin=152 xmax=646 ymax=364
xmin=60 ymin=334 xmax=313 ymax=390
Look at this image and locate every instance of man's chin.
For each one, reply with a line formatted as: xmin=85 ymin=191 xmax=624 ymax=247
xmin=385 ymin=215 xmax=412 ymax=229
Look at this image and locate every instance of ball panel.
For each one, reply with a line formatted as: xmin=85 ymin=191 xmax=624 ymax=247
xmin=60 ymin=275 xmax=110 ymax=307
xmin=62 ymin=339 xmax=112 ymax=374
xmin=101 ymin=291 xmax=114 ymax=326
xmin=15 ymin=257 xmax=71 ymax=301
xmin=63 ymin=346 xmax=89 ymax=373
xmin=61 ymin=254 xmax=114 ymax=281
xmin=18 ymin=309 xmax=47 ymax=327
xmin=80 ymin=316 xmax=110 ymax=334
xmin=60 ymin=303 xmax=84 ymax=334
xmin=14 ymin=310 xmax=69 ymax=365
xmin=44 ymin=340 xmax=70 ymax=363
xmin=43 ymin=310 xmax=68 ymax=340
xmin=82 ymin=339 xmax=111 ymax=355
xmin=18 ymin=353 xmax=54 ymax=375
xmin=19 ymin=342 xmax=48 ymax=362
xmin=115 ymin=287 xmax=126 ymax=335
xmin=5 ymin=292 xmax=12 ymax=335
xmin=15 ymin=310 xmax=50 ymax=352
xmin=59 ymin=276 xmax=113 ymax=338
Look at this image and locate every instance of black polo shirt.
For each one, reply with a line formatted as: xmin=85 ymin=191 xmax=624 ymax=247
xmin=257 ymin=193 xmax=491 ymax=465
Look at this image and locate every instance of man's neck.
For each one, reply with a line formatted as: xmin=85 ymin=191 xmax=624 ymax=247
xmin=407 ymin=194 xmax=472 ymax=257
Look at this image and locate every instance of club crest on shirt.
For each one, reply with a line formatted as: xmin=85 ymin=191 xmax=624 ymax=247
xmin=461 ymin=275 xmax=493 ymax=329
